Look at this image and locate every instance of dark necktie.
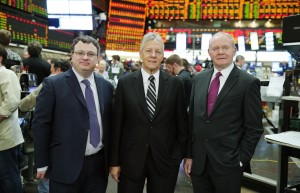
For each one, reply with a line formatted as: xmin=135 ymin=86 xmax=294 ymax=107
xmin=82 ymin=79 xmax=100 ymax=147
xmin=146 ymin=75 xmax=156 ymax=120
xmin=207 ymin=72 xmax=222 ymax=116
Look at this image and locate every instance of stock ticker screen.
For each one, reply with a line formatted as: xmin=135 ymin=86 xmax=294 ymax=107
xmin=0 ymin=3 xmax=74 ymax=52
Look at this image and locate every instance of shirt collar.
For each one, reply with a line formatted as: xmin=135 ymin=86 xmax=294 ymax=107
xmin=72 ymin=67 xmax=95 ymax=86
xmin=141 ymin=68 xmax=160 ymax=82
xmin=212 ymin=63 xmax=234 ymax=79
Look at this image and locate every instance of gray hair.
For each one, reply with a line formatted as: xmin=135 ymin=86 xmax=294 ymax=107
xmin=209 ymin=32 xmax=235 ymax=48
xmin=140 ymin=32 xmax=164 ymax=52
xmin=235 ymin=55 xmax=245 ymax=63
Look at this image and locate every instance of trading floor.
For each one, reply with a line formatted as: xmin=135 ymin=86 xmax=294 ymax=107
xmin=21 ymin=118 xmax=300 ymax=193
xmin=23 ymin=162 xmax=256 ymax=193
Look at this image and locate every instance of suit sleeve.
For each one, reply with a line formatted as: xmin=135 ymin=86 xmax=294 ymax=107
xmin=187 ymin=78 xmax=196 ymax=158
xmin=32 ymin=78 xmax=55 ymax=168
xmin=240 ymin=78 xmax=263 ymax=164
xmin=19 ymin=84 xmax=42 ymax=112
xmin=174 ymin=79 xmax=189 ymax=160
xmin=109 ymin=79 xmax=124 ymax=166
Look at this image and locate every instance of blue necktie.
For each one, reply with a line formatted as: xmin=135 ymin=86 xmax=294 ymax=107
xmin=82 ymin=79 xmax=100 ymax=148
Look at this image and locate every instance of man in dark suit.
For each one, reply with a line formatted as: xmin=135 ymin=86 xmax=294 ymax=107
xmin=22 ymin=40 xmax=51 ymax=85
xmin=32 ymin=35 xmax=113 ymax=193
xmin=184 ymin=32 xmax=263 ymax=193
xmin=109 ymin=32 xmax=189 ymax=193
xmin=165 ymin=54 xmax=192 ymax=109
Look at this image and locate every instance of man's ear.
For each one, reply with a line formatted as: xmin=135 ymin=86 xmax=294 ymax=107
xmin=0 ymin=56 xmax=3 ymax=64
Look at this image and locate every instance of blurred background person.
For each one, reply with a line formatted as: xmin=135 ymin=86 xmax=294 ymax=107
xmin=23 ymin=40 xmax=51 ymax=85
xmin=235 ymin=55 xmax=245 ymax=69
xmin=98 ymin=59 xmax=109 ymax=80
xmin=19 ymin=59 xmax=70 ymax=193
xmin=108 ymin=54 xmax=124 ymax=80
xmin=0 ymin=44 xmax=24 ymax=193
xmin=0 ymin=29 xmax=23 ymax=69
xmin=165 ymin=54 xmax=192 ymax=109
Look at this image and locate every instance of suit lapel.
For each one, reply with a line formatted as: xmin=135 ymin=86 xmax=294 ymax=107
xmin=133 ymin=70 xmax=150 ymax=119
xmin=65 ymin=69 xmax=87 ymax=109
xmin=152 ymin=70 xmax=168 ymax=120
xmin=210 ymin=66 xmax=239 ymax=115
xmin=94 ymin=74 xmax=104 ymax=115
xmin=199 ymin=69 xmax=213 ymax=118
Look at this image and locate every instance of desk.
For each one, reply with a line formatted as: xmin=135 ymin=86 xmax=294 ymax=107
xmin=265 ymin=96 xmax=300 ymax=193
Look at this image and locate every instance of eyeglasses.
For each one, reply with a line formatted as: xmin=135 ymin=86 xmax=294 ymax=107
xmin=210 ymin=46 xmax=232 ymax=52
xmin=144 ymin=49 xmax=163 ymax=57
xmin=73 ymin=50 xmax=97 ymax=58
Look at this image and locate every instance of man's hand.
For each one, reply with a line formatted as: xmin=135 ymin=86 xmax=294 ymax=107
xmin=184 ymin=158 xmax=193 ymax=178
xmin=0 ymin=115 xmax=7 ymax=122
xmin=110 ymin=166 xmax=121 ymax=182
xmin=36 ymin=171 xmax=47 ymax=180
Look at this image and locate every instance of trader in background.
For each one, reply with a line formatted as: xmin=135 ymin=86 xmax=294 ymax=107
xmin=184 ymin=32 xmax=263 ymax=193
xmin=235 ymin=55 xmax=245 ymax=69
xmin=0 ymin=29 xmax=23 ymax=69
xmin=0 ymin=44 xmax=24 ymax=193
xmin=165 ymin=54 xmax=192 ymax=109
xmin=109 ymin=32 xmax=188 ymax=193
xmin=31 ymin=35 xmax=113 ymax=193
xmin=23 ymin=40 xmax=51 ymax=85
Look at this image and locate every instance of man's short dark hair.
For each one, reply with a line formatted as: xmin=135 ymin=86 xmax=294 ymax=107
xmin=0 ymin=44 xmax=7 ymax=63
xmin=54 ymin=59 xmax=70 ymax=72
xmin=27 ymin=40 xmax=43 ymax=57
xmin=0 ymin=29 xmax=11 ymax=46
xmin=70 ymin=35 xmax=100 ymax=56
xmin=165 ymin=54 xmax=183 ymax=66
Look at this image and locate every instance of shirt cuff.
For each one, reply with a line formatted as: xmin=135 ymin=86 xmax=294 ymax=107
xmin=37 ymin=166 xmax=48 ymax=172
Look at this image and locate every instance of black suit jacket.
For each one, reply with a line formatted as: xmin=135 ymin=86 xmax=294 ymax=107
xmin=187 ymin=66 xmax=263 ymax=175
xmin=23 ymin=57 xmax=51 ymax=85
xmin=110 ymin=70 xmax=188 ymax=180
xmin=32 ymin=69 xmax=113 ymax=183
xmin=177 ymin=69 xmax=192 ymax=108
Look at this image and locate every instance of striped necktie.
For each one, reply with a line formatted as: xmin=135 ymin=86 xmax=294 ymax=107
xmin=146 ymin=75 xmax=156 ymax=120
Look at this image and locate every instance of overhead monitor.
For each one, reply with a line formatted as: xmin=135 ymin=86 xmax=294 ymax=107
xmin=238 ymin=36 xmax=246 ymax=52
xmin=176 ymin=33 xmax=187 ymax=51
xmin=265 ymin=32 xmax=274 ymax=51
xmin=46 ymin=0 xmax=92 ymax=14
xmin=250 ymin=32 xmax=259 ymax=51
xmin=201 ymin=33 xmax=212 ymax=51
xmin=48 ymin=15 xmax=93 ymax=30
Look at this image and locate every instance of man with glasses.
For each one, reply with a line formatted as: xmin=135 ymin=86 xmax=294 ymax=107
xmin=184 ymin=32 xmax=263 ymax=193
xmin=32 ymin=35 xmax=113 ymax=193
xmin=109 ymin=32 xmax=188 ymax=193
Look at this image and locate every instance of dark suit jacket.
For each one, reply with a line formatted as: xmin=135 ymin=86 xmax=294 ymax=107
xmin=23 ymin=57 xmax=51 ymax=85
xmin=32 ymin=69 xmax=113 ymax=183
xmin=110 ymin=70 xmax=188 ymax=180
xmin=177 ymin=69 xmax=192 ymax=108
xmin=187 ymin=66 xmax=263 ymax=175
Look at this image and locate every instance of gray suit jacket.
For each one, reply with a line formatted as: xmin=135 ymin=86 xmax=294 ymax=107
xmin=188 ymin=66 xmax=263 ymax=175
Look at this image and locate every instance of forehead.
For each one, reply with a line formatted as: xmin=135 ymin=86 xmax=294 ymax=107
xmin=74 ymin=41 xmax=97 ymax=51
xmin=143 ymin=39 xmax=163 ymax=50
xmin=210 ymin=36 xmax=232 ymax=47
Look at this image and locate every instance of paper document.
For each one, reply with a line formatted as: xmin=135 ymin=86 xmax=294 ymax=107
xmin=265 ymin=131 xmax=300 ymax=149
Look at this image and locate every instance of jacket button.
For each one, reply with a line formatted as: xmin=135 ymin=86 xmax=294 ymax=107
xmin=145 ymin=144 xmax=149 ymax=147
xmin=205 ymin=139 xmax=208 ymax=142
xmin=206 ymin=120 xmax=210 ymax=123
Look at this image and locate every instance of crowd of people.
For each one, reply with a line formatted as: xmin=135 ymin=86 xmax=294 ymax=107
xmin=0 ymin=29 xmax=263 ymax=193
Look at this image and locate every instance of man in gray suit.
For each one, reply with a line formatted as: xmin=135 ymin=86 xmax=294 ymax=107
xmin=184 ymin=32 xmax=263 ymax=193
